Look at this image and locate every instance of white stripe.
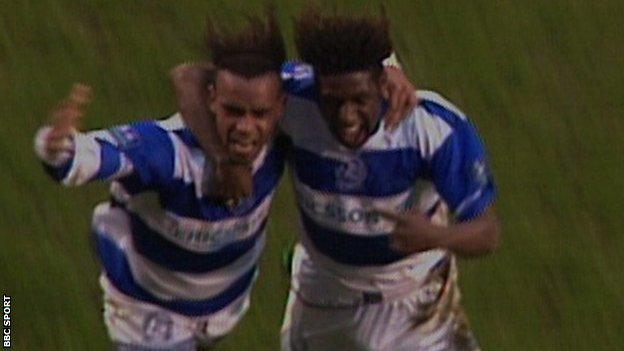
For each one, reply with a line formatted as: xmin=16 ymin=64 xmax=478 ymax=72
xmin=293 ymin=180 xmax=444 ymax=237
xmin=296 ymin=237 xmax=448 ymax=293
xmin=62 ymin=132 xmax=102 ymax=186
xmin=418 ymin=90 xmax=467 ymax=120
xmin=293 ymin=176 xmax=411 ymax=236
xmin=156 ymin=113 xmax=186 ymax=131
xmin=410 ymin=107 xmax=454 ymax=159
xmin=93 ymin=203 xmax=263 ymax=301
xmin=168 ymin=132 xmax=205 ymax=196
xmin=124 ymin=190 xmax=274 ymax=253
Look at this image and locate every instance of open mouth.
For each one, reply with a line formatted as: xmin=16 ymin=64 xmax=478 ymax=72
xmin=228 ymin=138 xmax=258 ymax=161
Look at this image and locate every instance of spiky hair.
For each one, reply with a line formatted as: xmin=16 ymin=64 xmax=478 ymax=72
xmin=206 ymin=7 xmax=286 ymax=78
xmin=295 ymin=8 xmax=392 ymax=75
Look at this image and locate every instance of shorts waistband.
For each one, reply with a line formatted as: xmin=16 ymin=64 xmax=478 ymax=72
xmin=294 ymin=254 xmax=453 ymax=308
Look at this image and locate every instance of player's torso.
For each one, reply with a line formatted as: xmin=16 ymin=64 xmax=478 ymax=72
xmin=282 ymin=97 xmax=444 ymax=271
xmin=95 ymin=115 xmax=286 ymax=302
xmin=121 ymin=116 xmax=285 ymax=252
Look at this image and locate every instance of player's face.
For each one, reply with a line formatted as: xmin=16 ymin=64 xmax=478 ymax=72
xmin=317 ymin=71 xmax=385 ymax=149
xmin=209 ymin=70 xmax=285 ymax=163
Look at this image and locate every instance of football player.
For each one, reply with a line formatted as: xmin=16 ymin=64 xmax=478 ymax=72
xmin=34 ymin=11 xmax=288 ymax=350
xmin=280 ymin=10 xmax=500 ymax=351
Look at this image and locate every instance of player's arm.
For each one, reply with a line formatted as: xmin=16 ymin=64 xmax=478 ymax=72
xmin=381 ymin=53 xmax=419 ymax=130
xmin=33 ymin=83 xmax=132 ymax=186
xmin=34 ymin=84 xmax=169 ymax=189
xmin=378 ymin=95 xmax=501 ymax=257
xmin=170 ymin=62 xmax=223 ymax=163
xmin=377 ymin=204 xmax=500 ymax=257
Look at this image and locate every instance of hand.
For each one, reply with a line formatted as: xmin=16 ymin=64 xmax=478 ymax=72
xmin=375 ymin=207 xmax=446 ymax=253
xmin=45 ymin=83 xmax=92 ymax=158
xmin=382 ymin=66 xmax=419 ymax=131
xmin=211 ymin=160 xmax=253 ymax=204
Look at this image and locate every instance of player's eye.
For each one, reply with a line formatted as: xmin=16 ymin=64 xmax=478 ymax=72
xmin=224 ymin=105 xmax=245 ymax=117
xmin=252 ymin=109 xmax=270 ymax=119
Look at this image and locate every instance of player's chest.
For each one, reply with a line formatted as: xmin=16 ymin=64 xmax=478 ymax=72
xmin=290 ymin=146 xmax=423 ymax=196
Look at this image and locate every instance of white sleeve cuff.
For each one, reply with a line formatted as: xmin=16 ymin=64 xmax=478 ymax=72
xmin=33 ymin=126 xmax=74 ymax=167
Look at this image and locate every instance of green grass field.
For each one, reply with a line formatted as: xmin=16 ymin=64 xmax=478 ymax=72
xmin=1 ymin=1 xmax=623 ymax=350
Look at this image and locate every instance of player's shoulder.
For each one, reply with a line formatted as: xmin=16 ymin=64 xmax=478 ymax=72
xmin=102 ymin=113 xmax=185 ymax=152
xmin=393 ymin=90 xmax=473 ymax=151
xmin=412 ymin=90 xmax=469 ymax=127
xmin=155 ymin=113 xmax=186 ymax=131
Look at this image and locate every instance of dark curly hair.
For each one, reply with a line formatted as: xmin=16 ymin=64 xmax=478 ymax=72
xmin=295 ymin=8 xmax=392 ymax=76
xmin=206 ymin=7 xmax=286 ymax=78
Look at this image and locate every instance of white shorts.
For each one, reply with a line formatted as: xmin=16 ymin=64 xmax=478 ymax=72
xmin=100 ymin=274 xmax=250 ymax=350
xmin=280 ymin=245 xmax=480 ymax=351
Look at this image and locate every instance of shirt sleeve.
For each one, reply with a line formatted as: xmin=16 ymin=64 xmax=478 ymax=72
xmin=34 ymin=121 xmax=175 ymax=189
xmin=418 ymin=94 xmax=496 ymax=221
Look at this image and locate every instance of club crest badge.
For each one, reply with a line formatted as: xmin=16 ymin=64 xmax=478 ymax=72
xmin=142 ymin=311 xmax=173 ymax=342
xmin=335 ymin=157 xmax=367 ymax=191
xmin=109 ymin=125 xmax=140 ymax=150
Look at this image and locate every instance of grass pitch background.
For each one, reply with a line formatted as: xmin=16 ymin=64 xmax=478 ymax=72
xmin=1 ymin=1 xmax=622 ymax=350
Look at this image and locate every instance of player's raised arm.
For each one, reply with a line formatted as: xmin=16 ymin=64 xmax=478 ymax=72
xmin=36 ymin=83 xmax=91 ymax=165
xmin=34 ymin=84 xmax=174 ymax=189
xmin=170 ymin=62 xmax=222 ymax=160
xmin=381 ymin=53 xmax=419 ymax=131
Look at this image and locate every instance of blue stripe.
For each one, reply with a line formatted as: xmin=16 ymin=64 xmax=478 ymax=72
xmin=456 ymin=185 xmax=496 ymax=221
xmin=161 ymin=141 xmax=285 ymax=221
xmin=95 ymin=139 xmax=121 ymax=180
xmin=299 ymin=209 xmax=407 ymax=266
xmin=95 ymin=231 xmax=256 ymax=316
xmin=120 ymin=121 xmax=176 ymax=188
xmin=420 ymin=98 xmax=497 ymax=221
xmin=130 ymin=213 xmax=266 ymax=273
xmin=293 ymin=146 xmax=422 ymax=197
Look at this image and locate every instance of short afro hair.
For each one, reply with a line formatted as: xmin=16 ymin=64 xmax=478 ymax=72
xmin=295 ymin=8 xmax=392 ymax=75
xmin=206 ymin=7 xmax=286 ymax=78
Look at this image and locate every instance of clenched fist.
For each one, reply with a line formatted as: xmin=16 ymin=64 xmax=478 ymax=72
xmin=43 ymin=83 xmax=93 ymax=160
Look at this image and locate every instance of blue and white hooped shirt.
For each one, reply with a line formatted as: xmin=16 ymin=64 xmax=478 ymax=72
xmin=280 ymin=61 xmax=496 ymax=269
